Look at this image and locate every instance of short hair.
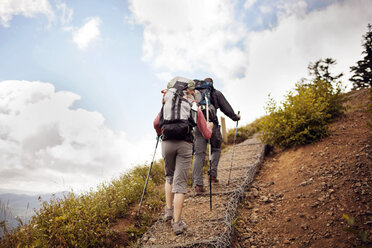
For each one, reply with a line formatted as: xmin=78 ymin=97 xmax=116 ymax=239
xmin=204 ymin=78 xmax=213 ymax=83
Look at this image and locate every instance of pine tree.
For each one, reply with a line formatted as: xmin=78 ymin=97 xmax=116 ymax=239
xmin=350 ymin=23 xmax=372 ymax=89
xmin=308 ymin=58 xmax=343 ymax=84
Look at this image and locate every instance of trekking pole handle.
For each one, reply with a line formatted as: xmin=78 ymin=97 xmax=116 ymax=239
xmin=233 ymin=111 xmax=240 ymax=140
xmin=235 ymin=111 xmax=240 ymax=132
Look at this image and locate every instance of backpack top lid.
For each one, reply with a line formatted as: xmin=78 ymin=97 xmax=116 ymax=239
xmin=195 ymin=79 xmax=213 ymax=90
xmin=194 ymin=79 xmax=214 ymax=106
xmin=167 ymin=76 xmax=196 ymax=91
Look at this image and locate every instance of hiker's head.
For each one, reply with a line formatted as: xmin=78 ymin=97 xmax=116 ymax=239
xmin=204 ymin=78 xmax=213 ymax=83
xmin=204 ymin=78 xmax=214 ymax=89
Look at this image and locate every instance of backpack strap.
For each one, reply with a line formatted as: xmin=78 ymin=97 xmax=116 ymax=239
xmin=177 ymin=93 xmax=182 ymax=120
xmin=161 ymin=89 xmax=167 ymax=104
xmin=172 ymin=81 xmax=187 ymax=121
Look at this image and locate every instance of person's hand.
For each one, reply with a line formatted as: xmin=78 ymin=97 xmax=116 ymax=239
xmin=237 ymin=114 xmax=241 ymax=121
xmin=207 ymin=122 xmax=214 ymax=129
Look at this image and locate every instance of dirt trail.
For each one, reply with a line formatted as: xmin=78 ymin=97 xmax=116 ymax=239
xmin=138 ymin=135 xmax=267 ymax=247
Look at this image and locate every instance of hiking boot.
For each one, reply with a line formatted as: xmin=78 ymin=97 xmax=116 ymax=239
xmin=164 ymin=206 xmax=173 ymax=222
xmin=209 ymin=176 xmax=219 ymax=183
xmin=194 ymin=185 xmax=206 ymax=195
xmin=172 ymin=220 xmax=186 ymax=235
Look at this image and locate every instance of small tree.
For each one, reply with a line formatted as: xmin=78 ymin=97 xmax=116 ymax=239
xmin=308 ymin=58 xmax=343 ymax=84
xmin=350 ymin=23 xmax=372 ymax=89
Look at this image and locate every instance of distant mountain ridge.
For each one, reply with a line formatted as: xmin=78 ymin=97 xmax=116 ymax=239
xmin=0 ymin=191 xmax=69 ymax=235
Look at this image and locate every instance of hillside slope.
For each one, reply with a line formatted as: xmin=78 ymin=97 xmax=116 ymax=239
xmin=233 ymin=89 xmax=371 ymax=247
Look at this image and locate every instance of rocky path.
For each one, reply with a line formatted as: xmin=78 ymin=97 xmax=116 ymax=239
xmin=138 ymin=135 xmax=267 ymax=248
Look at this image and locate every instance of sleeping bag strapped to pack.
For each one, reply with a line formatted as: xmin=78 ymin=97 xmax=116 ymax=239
xmin=159 ymin=77 xmax=197 ymax=142
xmin=194 ymin=79 xmax=217 ymax=123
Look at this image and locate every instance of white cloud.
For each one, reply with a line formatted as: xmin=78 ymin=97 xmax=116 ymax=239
xmin=244 ymin=0 xmax=257 ymax=9
xmin=56 ymin=2 xmax=73 ymax=28
xmin=128 ymin=0 xmax=248 ymax=74
xmin=0 ymin=0 xmax=54 ymax=27
xmin=155 ymin=72 xmax=173 ymax=82
xmin=0 ymin=80 xmax=155 ymax=193
xmin=259 ymin=4 xmax=273 ymax=14
xmin=72 ymin=17 xmax=101 ymax=50
xmin=129 ymin=0 xmax=372 ymax=129
xmin=277 ymin=0 xmax=307 ymax=18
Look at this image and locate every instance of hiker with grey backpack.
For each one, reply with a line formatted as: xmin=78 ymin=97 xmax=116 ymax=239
xmin=153 ymin=76 xmax=213 ymax=235
xmin=192 ymin=78 xmax=240 ymax=195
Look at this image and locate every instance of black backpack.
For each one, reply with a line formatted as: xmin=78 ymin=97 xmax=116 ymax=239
xmin=194 ymin=80 xmax=217 ymax=123
xmin=159 ymin=77 xmax=197 ymax=141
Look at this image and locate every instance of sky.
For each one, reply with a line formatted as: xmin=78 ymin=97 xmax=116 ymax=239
xmin=0 ymin=0 xmax=371 ymax=195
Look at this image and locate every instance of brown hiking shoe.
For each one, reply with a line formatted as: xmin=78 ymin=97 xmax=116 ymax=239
xmin=194 ymin=185 xmax=206 ymax=195
xmin=172 ymin=220 xmax=186 ymax=235
xmin=164 ymin=206 xmax=173 ymax=222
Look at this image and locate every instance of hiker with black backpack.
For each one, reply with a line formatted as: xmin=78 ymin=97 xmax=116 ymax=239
xmin=153 ymin=76 xmax=213 ymax=235
xmin=192 ymin=78 xmax=240 ymax=194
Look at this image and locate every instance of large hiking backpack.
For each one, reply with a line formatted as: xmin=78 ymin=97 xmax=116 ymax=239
xmin=194 ymin=80 xmax=217 ymax=122
xmin=195 ymin=80 xmax=213 ymax=106
xmin=159 ymin=77 xmax=197 ymax=141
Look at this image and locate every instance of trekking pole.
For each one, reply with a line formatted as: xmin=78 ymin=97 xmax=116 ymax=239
xmin=138 ymin=135 xmax=160 ymax=215
xmin=205 ymin=96 xmax=212 ymax=211
xmin=227 ymin=111 xmax=240 ymax=186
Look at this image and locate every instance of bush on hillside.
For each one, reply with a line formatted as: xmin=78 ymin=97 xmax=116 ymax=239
xmin=260 ymin=79 xmax=345 ymax=148
xmin=226 ymin=117 xmax=264 ymax=144
xmin=0 ymin=161 xmax=165 ymax=248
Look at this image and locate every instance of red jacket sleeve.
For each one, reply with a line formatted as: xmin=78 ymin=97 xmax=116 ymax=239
xmin=197 ymin=108 xmax=212 ymax=139
xmin=153 ymin=112 xmax=162 ymax=135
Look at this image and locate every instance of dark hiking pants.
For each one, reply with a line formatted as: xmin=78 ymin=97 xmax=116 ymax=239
xmin=192 ymin=125 xmax=222 ymax=187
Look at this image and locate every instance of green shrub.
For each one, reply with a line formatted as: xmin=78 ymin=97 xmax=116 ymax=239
xmin=260 ymin=80 xmax=345 ymax=148
xmin=226 ymin=117 xmax=264 ymax=144
xmin=342 ymin=214 xmax=369 ymax=246
xmin=0 ymin=161 xmax=165 ymax=248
